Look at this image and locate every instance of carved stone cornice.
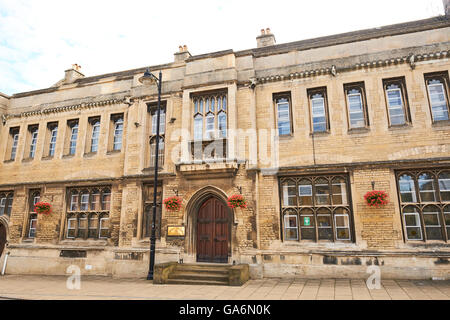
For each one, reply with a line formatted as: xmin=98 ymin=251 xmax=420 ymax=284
xmin=257 ymin=50 xmax=449 ymax=84
xmin=4 ymin=98 xmax=127 ymax=121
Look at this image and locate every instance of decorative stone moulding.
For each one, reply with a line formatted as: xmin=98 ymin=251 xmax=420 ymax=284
xmin=257 ymin=50 xmax=449 ymax=84
xmin=5 ymin=98 xmax=127 ymax=121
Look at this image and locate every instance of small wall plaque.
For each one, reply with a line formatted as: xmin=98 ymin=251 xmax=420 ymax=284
xmin=167 ymin=226 xmax=185 ymax=237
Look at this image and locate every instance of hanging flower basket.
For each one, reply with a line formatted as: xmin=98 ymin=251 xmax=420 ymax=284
xmin=364 ymin=191 xmax=389 ymax=208
xmin=163 ymin=196 xmax=182 ymax=212
xmin=35 ymin=202 xmax=52 ymax=215
xmin=227 ymin=194 xmax=247 ymax=209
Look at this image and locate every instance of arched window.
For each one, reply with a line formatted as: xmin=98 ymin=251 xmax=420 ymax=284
xmin=77 ymin=214 xmax=88 ymax=238
xmin=332 ymin=177 xmax=348 ymax=205
xmin=194 ymin=114 xmax=203 ymax=141
xmin=334 ymin=208 xmax=351 ymax=241
xmin=317 ymin=208 xmax=333 ymax=240
xmin=91 ymin=189 xmax=101 ymax=211
xmin=426 ymin=75 xmax=449 ymax=122
xmin=218 ymin=111 xmax=227 ymax=138
xmin=88 ymin=213 xmax=99 ymax=238
xmin=0 ymin=192 xmax=14 ymax=217
xmin=29 ymin=127 xmax=39 ymax=158
xmin=315 ymin=178 xmax=330 ymax=205
xmin=299 ymin=208 xmax=315 ymax=241
xmin=402 ymin=206 xmax=422 ymax=240
xmin=102 ymin=188 xmax=111 ymax=211
xmin=27 ymin=190 xmax=40 ymax=238
xmin=205 ymin=113 xmax=215 ymax=140
xmin=192 ymin=93 xmax=227 ymax=142
xmin=284 ymin=209 xmax=298 ymax=241
xmin=70 ymin=190 xmax=79 ymax=211
xmin=91 ymin=120 xmax=100 ymax=153
xmin=69 ymin=122 xmax=78 ymax=155
xmin=399 ymin=174 xmax=417 ymax=203
xmin=298 ymin=179 xmax=313 ymax=206
xmin=282 ymin=180 xmax=297 ymax=207
xmin=80 ymin=190 xmax=90 ymax=211
xmin=438 ymin=172 xmax=450 ymax=202
xmin=418 ymin=173 xmax=436 ymax=202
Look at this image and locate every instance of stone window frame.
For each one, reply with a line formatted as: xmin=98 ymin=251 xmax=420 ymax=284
xmin=25 ymin=124 xmax=39 ymax=160
xmin=382 ymin=77 xmax=412 ymax=127
xmin=85 ymin=116 xmax=101 ymax=155
xmin=25 ymin=189 xmax=41 ymax=239
xmin=108 ymin=113 xmax=124 ymax=153
xmin=64 ymin=119 xmax=79 ymax=157
xmin=424 ymin=71 xmax=450 ymax=123
xmin=140 ymin=183 xmax=163 ymax=240
xmin=396 ymin=169 xmax=450 ymax=243
xmin=44 ymin=121 xmax=59 ymax=158
xmin=65 ymin=186 xmax=111 ymax=240
xmin=343 ymin=82 xmax=370 ymax=130
xmin=279 ymin=174 xmax=355 ymax=243
xmin=147 ymin=103 xmax=166 ymax=169
xmin=191 ymin=90 xmax=228 ymax=142
xmin=0 ymin=191 xmax=14 ymax=217
xmin=273 ymin=92 xmax=293 ymax=136
xmin=6 ymin=126 xmax=20 ymax=162
xmin=307 ymin=87 xmax=331 ymax=134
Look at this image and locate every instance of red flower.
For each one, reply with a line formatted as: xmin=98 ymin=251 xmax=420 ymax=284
xmin=364 ymin=190 xmax=389 ymax=208
xmin=35 ymin=202 xmax=52 ymax=215
xmin=227 ymin=195 xmax=247 ymax=209
xmin=163 ymin=196 xmax=182 ymax=212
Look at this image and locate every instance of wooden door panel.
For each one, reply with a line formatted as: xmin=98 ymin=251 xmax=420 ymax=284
xmin=197 ymin=198 xmax=230 ymax=263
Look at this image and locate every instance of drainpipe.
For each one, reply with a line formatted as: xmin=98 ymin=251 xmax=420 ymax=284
xmin=1 ymin=252 xmax=10 ymax=275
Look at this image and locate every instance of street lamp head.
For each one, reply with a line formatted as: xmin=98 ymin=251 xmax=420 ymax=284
xmin=139 ymin=68 xmax=157 ymax=86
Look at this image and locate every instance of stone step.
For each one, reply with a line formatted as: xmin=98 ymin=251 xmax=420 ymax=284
xmin=169 ymin=272 xmax=229 ymax=282
xmin=166 ymin=278 xmax=229 ymax=286
xmin=175 ymin=266 xmax=229 ymax=274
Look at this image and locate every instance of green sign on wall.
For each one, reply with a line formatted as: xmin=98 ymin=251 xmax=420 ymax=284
xmin=304 ymin=217 xmax=311 ymax=226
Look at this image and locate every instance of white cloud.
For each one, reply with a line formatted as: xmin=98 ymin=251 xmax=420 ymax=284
xmin=0 ymin=0 xmax=445 ymax=95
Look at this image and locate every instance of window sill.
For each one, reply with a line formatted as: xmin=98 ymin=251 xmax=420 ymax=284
xmin=388 ymin=123 xmax=412 ymax=131
xmin=22 ymin=238 xmax=35 ymax=243
xmin=3 ymin=159 xmax=15 ymax=164
xmin=143 ymin=167 xmax=164 ymax=172
xmin=431 ymin=119 xmax=450 ymax=128
xmin=22 ymin=158 xmax=34 ymax=163
xmin=310 ymin=131 xmax=330 ymax=137
xmin=106 ymin=150 xmax=122 ymax=155
xmin=348 ymin=127 xmax=370 ymax=135
xmin=83 ymin=152 xmax=98 ymax=158
xmin=277 ymin=133 xmax=294 ymax=140
xmin=62 ymin=154 xmax=75 ymax=159
xmin=41 ymin=156 xmax=54 ymax=161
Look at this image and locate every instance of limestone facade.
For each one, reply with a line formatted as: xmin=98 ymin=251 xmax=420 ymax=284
xmin=0 ymin=15 xmax=449 ymax=279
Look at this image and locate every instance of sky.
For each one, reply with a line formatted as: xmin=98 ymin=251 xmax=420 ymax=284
xmin=0 ymin=0 xmax=446 ymax=96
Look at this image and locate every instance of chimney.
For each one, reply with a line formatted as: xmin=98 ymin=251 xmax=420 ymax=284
xmin=174 ymin=45 xmax=192 ymax=62
xmin=256 ymin=28 xmax=276 ymax=48
xmin=64 ymin=64 xmax=84 ymax=84
xmin=444 ymin=0 xmax=450 ymax=15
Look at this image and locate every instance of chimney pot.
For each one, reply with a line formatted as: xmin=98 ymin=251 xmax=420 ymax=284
xmin=174 ymin=45 xmax=191 ymax=62
xmin=261 ymin=29 xmax=266 ymax=35
xmin=266 ymin=28 xmax=271 ymax=34
xmin=257 ymin=27 xmax=276 ymax=48
xmin=64 ymin=63 xmax=84 ymax=84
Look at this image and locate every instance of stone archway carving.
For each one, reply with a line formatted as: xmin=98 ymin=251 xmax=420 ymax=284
xmin=184 ymin=186 xmax=234 ymax=258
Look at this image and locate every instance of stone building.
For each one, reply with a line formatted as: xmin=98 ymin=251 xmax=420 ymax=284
xmin=0 ymin=10 xmax=449 ymax=280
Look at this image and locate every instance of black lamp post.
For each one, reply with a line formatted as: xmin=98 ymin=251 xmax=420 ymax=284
xmin=139 ymin=68 xmax=162 ymax=280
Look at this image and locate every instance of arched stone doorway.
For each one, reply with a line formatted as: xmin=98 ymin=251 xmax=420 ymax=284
xmin=197 ymin=197 xmax=230 ymax=263
xmin=0 ymin=222 xmax=7 ymax=258
xmin=185 ymin=187 xmax=233 ymax=264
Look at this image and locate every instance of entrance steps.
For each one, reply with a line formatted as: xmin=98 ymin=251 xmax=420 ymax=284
xmin=154 ymin=263 xmax=249 ymax=286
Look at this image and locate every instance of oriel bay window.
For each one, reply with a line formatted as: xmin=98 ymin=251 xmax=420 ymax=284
xmin=66 ymin=187 xmax=111 ymax=240
xmin=308 ymin=87 xmax=330 ymax=133
xmin=344 ymin=82 xmax=369 ymax=129
xmin=383 ymin=77 xmax=411 ymax=126
xmin=0 ymin=192 xmax=13 ymax=217
xmin=274 ymin=93 xmax=292 ymax=136
xmin=280 ymin=175 xmax=353 ymax=242
xmin=424 ymin=72 xmax=450 ymax=122
xmin=397 ymin=169 xmax=450 ymax=242
xmin=192 ymin=92 xmax=227 ymax=141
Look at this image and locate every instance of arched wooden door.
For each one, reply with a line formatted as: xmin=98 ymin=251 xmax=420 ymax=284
xmin=0 ymin=223 xmax=6 ymax=258
xmin=197 ymin=197 xmax=230 ymax=263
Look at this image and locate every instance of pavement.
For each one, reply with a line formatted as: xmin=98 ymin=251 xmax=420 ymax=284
xmin=0 ymin=275 xmax=449 ymax=300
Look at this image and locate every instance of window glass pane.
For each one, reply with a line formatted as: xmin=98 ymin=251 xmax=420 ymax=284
xmin=423 ymin=206 xmax=443 ymax=240
xmin=277 ymin=100 xmax=291 ymax=135
xmin=386 ymin=86 xmax=406 ymax=125
xmin=445 ymin=206 xmax=450 ymax=237
xmin=218 ymin=112 xmax=227 ymax=138
xmin=311 ymin=95 xmax=327 ymax=132
xmin=298 ymin=180 xmax=313 ymax=206
xmin=439 ymin=172 xmax=450 ymax=201
xmin=399 ymin=175 xmax=417 ymax=202
xmin=30 ymin=130 xmax=38 ymax=158
xmin=428 ymin=82 xmax=449 ymax=121
xmin=102 ymin=191 xmax=111 ymax=211
xmin=315 ymin=178 xmax=330 ymax=205
xmin=317 ymin=208 xmax=332 ymax=240
xmin=70 ymin=193 xmax=79 ymax=211
xmin=67 ymin=218 xmax=76 ymax=238
xmin=11 ymin=133 xmax=19 ymax=160
xmin=80 ymin=192 xmax=89 ymax=211
xmin=91 ymin=122 xmax=100 ymax=152
xmin=300 ymin=208 xmax=315 ymax=240
xmin=78 ymin=216 xmax=88 ymax=238
xmin=113 ymin=119 xmax=123 ymax=150
xmin=194 ymin=115 xmax=203 ymax=141
xmin=347 ymin=91 xmax=365 ymax=128
xmin=49 ymin=126 xmax=58 ymax=156
xmin=418 ymin=173 xmax=436 ymax=202
xmin=70 ymin=124 xmax=78 ymax=155
xmin=335 ymin=212 xmax=350 ymax=240
xmin=205 ymin=114 xmax=215 ymax=140
xmin=88 ymin=216 xmax=99 ymax=238
xmin=91 ymin=192 xmax=101 ymax=211
xmin=284 ymin=214 xmax=298 ymax=241
xmin=282 ymin=181 xmax=297 ymax=206
xmin=100 ymin=218 xmax=110 ymax=238
xmin=403 ymin=206 xmax=422 ymax=240
xmin=332 ymin=178 xmax=348 ymax=205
